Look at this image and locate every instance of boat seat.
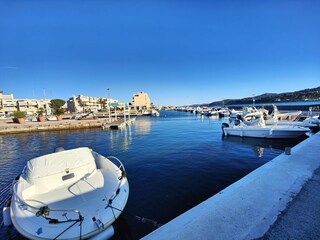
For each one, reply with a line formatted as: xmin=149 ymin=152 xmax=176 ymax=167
xmin=25 ymin=147 xmax=97 ymax=193
xmin=22 ymin=168 xmax=119 ymax=217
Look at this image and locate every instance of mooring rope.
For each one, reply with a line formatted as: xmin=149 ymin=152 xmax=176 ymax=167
xmin=104 ymin=169 xmax=162 ymax=229
xmin=108 ymin=203 xmax=162 ymax=228
xmin=52 ymin=215 xmax=84 ymax=240
xmin=53 ymin=219 xmax=81 ymax=240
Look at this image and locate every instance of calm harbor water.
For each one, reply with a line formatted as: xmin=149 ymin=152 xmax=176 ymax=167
xmin=0 ymin=111 xmax=307 ymax=239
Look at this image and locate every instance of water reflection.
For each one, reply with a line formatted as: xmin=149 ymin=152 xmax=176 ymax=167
xmin=252 ymin=146 xmax=264 ymax=157
xmin=222 ymin=135 xmax=307 ymax=157
xmin=134 ymin=118 xmax=151 ymax=136
xmin=109 ymin=125 xmax=133 ymax=151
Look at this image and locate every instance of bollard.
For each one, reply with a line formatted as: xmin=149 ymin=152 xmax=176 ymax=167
xmin=285 ymin=147 xmax=291 ymax=155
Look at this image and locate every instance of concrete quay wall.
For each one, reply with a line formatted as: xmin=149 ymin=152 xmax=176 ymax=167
xmin=0 ymin=118 xmax=121 ymax=135
xmin=143 ymin=132 xmax=320 ymax=240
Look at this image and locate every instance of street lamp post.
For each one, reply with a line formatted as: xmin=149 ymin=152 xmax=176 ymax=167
xmin=107 ymin=88 xmax=111 ymax=122
xmin=127 ymin=103 xmax=131 ymax=122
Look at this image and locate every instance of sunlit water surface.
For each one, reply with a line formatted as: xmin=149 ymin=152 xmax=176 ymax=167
xmin=0 ymin=111 xmax=306 ymax=239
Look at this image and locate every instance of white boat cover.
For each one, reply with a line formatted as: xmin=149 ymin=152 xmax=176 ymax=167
xmin=26 ymin=147 xmax=96 ymax=182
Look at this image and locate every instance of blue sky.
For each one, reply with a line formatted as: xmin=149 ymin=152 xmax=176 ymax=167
xmin=0 ymin=0 xmax=319 ymax=106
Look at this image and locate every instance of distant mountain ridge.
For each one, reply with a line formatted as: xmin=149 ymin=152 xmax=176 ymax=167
xmin=208 ymin=86 xmax=320 ymax=106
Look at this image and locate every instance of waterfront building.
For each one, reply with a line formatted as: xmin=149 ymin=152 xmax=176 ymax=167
xmin=0 ymin=91 xmax=15 ymax=115
xmin=67 ymin=95 xmax=118 ymax=113
xmin=131 ymin=91 xmax=151 ymax=110
xmin=0 ymin=91 xmax=51 ymax=115
xmin=16 ymin=99 xmax=51 ymax=115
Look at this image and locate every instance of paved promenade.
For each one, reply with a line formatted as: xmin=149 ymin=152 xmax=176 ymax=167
xmin=143 ymin=132 xmax=320 ymax=240
xmin=261 ymin=167 xmax=320 ymax=240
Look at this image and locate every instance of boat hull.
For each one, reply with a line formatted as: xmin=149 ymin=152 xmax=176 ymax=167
xmin=10 ymin=148 xmax=129 ymax=240
xmin=10 ymin=180 xmax=129 ymax=240
xmin=223 ymin=126 xmax=309 ymax=139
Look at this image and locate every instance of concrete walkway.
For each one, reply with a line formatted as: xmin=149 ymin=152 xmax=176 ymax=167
xmin=261 ymin=167 xmax=320 ymax=240
xmin=142 ymin=132 xmax=320 ymax=240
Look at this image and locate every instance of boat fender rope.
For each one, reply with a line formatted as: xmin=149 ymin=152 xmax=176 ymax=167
xmin=79 ymin=214 xmax=83 ymax=240
xmin=107 ymin=202 xmax=117 ymax=220
xmin=49 ymin=219 xmax=59 ymax=224
xmin=106 ymin=188 xmax=121 ymax=207
xmin=36 ymin=206 xmax=50 ymax=217
xmin=119 ymin=171 xmax=126 ymax=180
xmin=46 ymin=217 xmax=81 ymax=224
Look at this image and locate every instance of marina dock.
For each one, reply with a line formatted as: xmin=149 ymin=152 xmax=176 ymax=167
xmin=142 ymin=131 xmax=320 ymax=240
xmin=0 ymin=118 xmax=126 ymax=135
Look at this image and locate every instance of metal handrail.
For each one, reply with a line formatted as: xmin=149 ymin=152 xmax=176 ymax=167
xmin=107 ymin=156 xmax=126 ymax=173
xmin=12 ymin=181 xmax=82 ymax=221
xmin=105 ymin=156 xmax=127 ymax=204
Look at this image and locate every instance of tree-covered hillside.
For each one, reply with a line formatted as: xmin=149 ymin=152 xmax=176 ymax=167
xmin=209 ymin=86 xmax=320 ymax=106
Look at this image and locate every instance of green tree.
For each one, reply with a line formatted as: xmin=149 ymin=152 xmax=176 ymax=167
xmin=50 ymin=99 xmax=65 ymax=116
xmin=50 ymin=99 xmax=65 ymax=108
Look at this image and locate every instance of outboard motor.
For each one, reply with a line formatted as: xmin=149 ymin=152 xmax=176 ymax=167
xmin=221 ymin=122 xmax=229 ymax=129
xmin=221 ymin=122 xmax=229 ymax=137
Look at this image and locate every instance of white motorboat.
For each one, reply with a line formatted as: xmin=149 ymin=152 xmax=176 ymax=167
xmin=241 ymin=109 xmax=318 ymax=130
xmin=46 ymin=116 xmax=58 ymax=121
xmin=6 ymin=147 xmax=129 ymax=239
xmin=222 ymin=117 xmax=310 ymax=139
xmin=151 ymin=110 xmax=160 ymax=117
xmin=218 ymin=108 xmax=230 ymax=118
xmin=142 ymin=110 xmax=152 ymax=116
xmin=230 ymin=106 xmax=267 ymax=120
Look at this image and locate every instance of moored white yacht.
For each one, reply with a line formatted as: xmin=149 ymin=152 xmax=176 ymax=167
xmin=222 ymin=116 xmax=310 ymax=139
xmin=151 ymin=109 xmax=160 ymax=117
xmin=6 ymin=147 xmax=129 ymax=240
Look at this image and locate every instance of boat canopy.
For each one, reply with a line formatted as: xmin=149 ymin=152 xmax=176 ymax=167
xmin=26 ymin=147 xmax=96 ymax=183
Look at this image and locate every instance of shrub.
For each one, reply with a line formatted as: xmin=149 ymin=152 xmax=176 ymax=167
xmin=13 ymin=111 xmax=26 ymax=118
xmin=37 ymin=108 xmax=45 ymax=116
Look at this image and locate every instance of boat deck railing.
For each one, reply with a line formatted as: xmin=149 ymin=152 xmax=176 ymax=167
xmin=12 ymin=177 xmax=83 ymax=223
xmin=107 ymin=156 xmax=126 ymax=173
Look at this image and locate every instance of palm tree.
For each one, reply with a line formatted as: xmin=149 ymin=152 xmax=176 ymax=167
xmin=79 ymin=101 xmax=87 ymax=113
xmin=98 ymin=98 xmax=105 ymax=111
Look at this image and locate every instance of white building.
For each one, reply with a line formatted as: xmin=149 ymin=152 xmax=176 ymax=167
xmin=0 ymin=91 xmax=15 ymax=115
xmin=0 ymin=91 xmax=51 ymax=115
xmin=67 ymin=95 xmax=118 ymax=113
xmin=131 ymin=91 xmax=151 ymax=110
xmin=16 ymin=99 xmax=51 ymax=115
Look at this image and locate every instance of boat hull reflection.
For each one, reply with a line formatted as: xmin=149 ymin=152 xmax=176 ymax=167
xmin=222 ymin=135 xmax=307 ymax=157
